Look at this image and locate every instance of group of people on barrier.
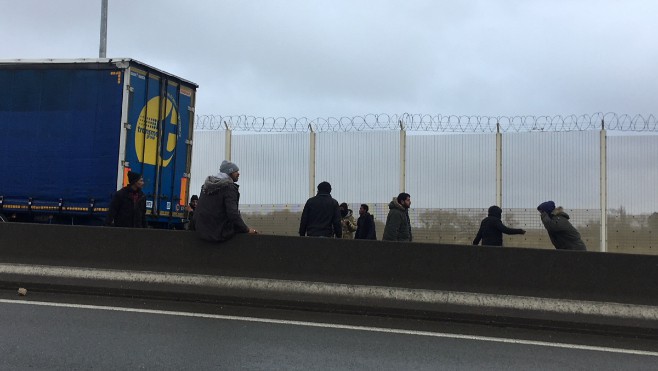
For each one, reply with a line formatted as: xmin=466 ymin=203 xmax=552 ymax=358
xmin=106 ymin=160 xmax=586 ymax=251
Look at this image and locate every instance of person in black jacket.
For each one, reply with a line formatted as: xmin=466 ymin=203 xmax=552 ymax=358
xmin=355 ymin=204 xmax=377 ymax=240
xmin=299 ymin=181 xmax=342 ymax=238
xmin=184 ymin=194 xmax=198 ymax=230
xmin=473 ymin=205 xmax=525 ymax=246
xmin=193 ymin=160 xmax=257 ymax=242
xmin=106 ymin=171 xmax=147 ymax=228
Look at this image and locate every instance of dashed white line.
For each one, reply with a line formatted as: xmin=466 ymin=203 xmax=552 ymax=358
xmin=1 ymin=298 xmax=656 ymax=357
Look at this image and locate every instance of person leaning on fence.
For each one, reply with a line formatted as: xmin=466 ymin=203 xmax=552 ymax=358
xmin=193 ymin=160 xmax=258 ymax=242
xmin=537 ymin=201 xmax=587 ymax=251
xmin=473 ymin=205 xmax=526 ymax=247
xmin=355 ymin=203 xmax=377 ymax=240
xmin=299 ymin=181 xmax=342 ymax=238
xmin=105 ymin=171 xmax=147 ymax=228
xmin=339 ymin=202 xmax=357 ymax=239
xmin=383 ymin=193 xmax=412 ymax=242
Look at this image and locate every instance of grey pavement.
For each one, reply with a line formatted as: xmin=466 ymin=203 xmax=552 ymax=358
xmin=0 ymin=294 xmax=656 ymax=370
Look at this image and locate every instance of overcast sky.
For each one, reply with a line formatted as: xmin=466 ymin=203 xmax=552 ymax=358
xmin=1 ymin=0 xmax=656 ymax=118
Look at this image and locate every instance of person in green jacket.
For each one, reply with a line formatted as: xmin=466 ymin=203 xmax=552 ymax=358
xmin=383 ymin=193 xmax=412 ymax=241
xmin=537 ymin=201 xmax=587 ymax=251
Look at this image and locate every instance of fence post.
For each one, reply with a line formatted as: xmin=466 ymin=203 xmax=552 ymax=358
xmin=309 ymin=126 xmax=316 ymax=198
xmin=600 ymin=120 xmax=607 ymax=252
xmin=224 ymin=121 xmax=232 ymax=161
xmin=400 ymin=120 xmax=406 ymax=192
xmin=496 ymin=122 xmax=503 ymax=207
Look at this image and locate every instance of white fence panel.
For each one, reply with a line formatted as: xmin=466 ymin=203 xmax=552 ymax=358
xmin=407 ymin=133 xmax=496 ymax=208
xmin=189 ymin=130 xmax=226 ymax=198
xmin=316 ymin=131 xmax=400 ymax=206
xmin=232 ymin=133 xmax=309 ymax=204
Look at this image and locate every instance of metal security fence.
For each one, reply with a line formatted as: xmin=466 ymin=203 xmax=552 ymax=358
xmin=190 ymin=113 xmax=658 ymax=255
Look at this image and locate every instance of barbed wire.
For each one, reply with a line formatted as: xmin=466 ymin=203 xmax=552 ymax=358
xmin=194 ymin=112 xmax=658 ymax=133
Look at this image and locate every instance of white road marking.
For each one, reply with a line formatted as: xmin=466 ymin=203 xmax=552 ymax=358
xmin=1 ymin=298 xmax=656 ymax=357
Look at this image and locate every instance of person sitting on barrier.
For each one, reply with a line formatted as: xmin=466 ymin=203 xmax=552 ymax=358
xmin=193 ymin=160 xmax=257 ymax=242
xmin=299 ymin=181 xmax=342 ymax=238
xmin=105 ymin=171 xmax=147 ymax=228
xmin=355 ymin=204 xmax=377 ymax=240
xmin=537 ymin=201 xmax=587 ymax=251
xmin=383 ymin=193 xmax=412 ymax=242
xmin=472 ymin=205 xmax=526 ymax=247
xmin=339 ymin=202 xmax=357 ymax=239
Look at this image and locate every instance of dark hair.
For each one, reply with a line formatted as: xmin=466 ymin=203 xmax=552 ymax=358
xmin=360 ymin=204 xmax=369 ymax=212
xmin=339 ymin=202 xmax=348 ymax=209
xmin=397 ymin=192 xmax=411 ymax=204
xmin=317 ymin=181 xmax=332 ymax=193
xmin=190 ymin=195 xmax=199 ymax=202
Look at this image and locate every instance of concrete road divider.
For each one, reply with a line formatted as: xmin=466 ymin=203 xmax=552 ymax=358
xmin=1 ymin=223 xmax=657 ymax=335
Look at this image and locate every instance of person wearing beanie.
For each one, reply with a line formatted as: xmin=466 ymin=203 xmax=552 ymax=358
xmin=538 ymin=201 xmax=587 ymax=251
xmin=193 ymin=160 xmax=257 ymax=242
xmin=299 ymin=181 xmax=342 ymax=238
xmin=473 ymin=205 xmax=526 ymax=247
xmin=105 ymin=171 xmax=147 ymax=228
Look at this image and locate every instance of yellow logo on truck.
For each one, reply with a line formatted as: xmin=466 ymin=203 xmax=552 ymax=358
xmin=135 ymin=96 xmax=178 ymax=167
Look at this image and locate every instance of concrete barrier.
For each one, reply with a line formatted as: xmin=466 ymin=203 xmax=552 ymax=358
xmin=1 ymin=222 xmax=657 ymax=334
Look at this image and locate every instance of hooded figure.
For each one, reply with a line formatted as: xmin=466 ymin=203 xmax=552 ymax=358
xmin=383 ymin=193 xmax=412 ymax=242
xmin=339 ymin=202 xmax=357 ymax=239
xmin=105 ymin=171 xmax=147 ymax=228
xmin=472 ymin=205 xmax=526 ymax=246
xmin=193 ymin=161 xmax=253 ymax=242
xmin=538 ymin=202 xmax=587 ymax=251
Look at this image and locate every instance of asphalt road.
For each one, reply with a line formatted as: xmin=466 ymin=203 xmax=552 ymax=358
xmin=0 ymin=291 xmax=656 ymax=370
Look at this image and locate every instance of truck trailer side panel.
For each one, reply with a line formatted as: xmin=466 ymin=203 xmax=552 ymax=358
xmin=0 ymin=66 xmax=123 ymax=214
xmin=0 ymin=59 xmax=197 ymax=227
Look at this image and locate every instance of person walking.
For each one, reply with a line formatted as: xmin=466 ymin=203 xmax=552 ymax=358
xmin=537 ymin=201 xmax=587 ymax=251
xmin=193 ymin=160 xmax=257 ymax=242
xmin=355 ymin=204 xmax=377 ymax=240
xmin=383 ymin=193 xmax=412 ymax=242
xmin=472 ymin=205 xmax=526 ymax=246
xmin=299 ymin=181 xmax=342 ymax=238
xmin=339 ymin=202 xmax=357 ymax=239
xmin=105 ymin=171 xmax=147 ymax=228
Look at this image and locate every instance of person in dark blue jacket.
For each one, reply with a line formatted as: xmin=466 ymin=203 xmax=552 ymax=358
xmin=355 ymin=204 xmax=377 ymax=240
xmin=473 ymin=205 xmax=525 ymax=246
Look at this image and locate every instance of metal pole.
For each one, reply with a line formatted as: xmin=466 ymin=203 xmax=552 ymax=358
xmin=399 ymin=120 xmax=406 ymax=192
xmin=496 ymin=122 xmax=503 ymax=207
xmin=600 ymin=121 xmax=607 ymax=252
xmin=309 ymin=126 xmax=316 ymax=198
xmin=99 ymin=0 xmax=108 ymax=58
xmin=224 ymin=121 xmax=231 ymax=161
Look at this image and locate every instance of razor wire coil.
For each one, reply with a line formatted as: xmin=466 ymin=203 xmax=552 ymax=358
xmin=194 ymin=112 xmax=658 ymax=133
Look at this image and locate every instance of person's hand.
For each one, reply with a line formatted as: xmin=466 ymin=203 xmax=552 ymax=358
xmin=248 ymin=228 xmax=258 ymax=234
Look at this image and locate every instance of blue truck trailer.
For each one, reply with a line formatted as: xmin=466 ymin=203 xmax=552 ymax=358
xmin=0 ymin=59 xmax=197 ymax=227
